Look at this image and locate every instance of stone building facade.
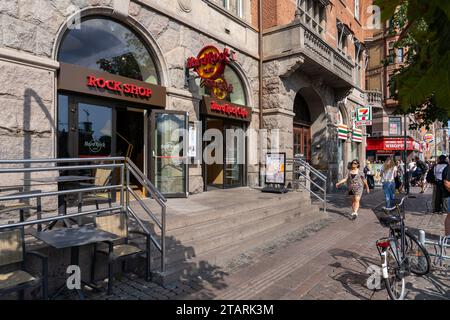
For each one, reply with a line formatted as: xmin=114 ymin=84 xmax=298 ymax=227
xmin=0 ymin=0 xmax=379 ymax=195
xmin=261 ymin=0 xmax=371 ymax=188
xmin=0 ymin=0 xmax=261 ymax=196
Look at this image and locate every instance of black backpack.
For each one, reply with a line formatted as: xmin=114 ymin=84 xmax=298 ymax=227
xmin=426 ymin=165 xmax=436 ymax=184
xmin=417 ymin=160 xmax=427 ymax=172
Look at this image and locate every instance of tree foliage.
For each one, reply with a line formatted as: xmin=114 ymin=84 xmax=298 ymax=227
xmin=374 ymin=0 xmax=450 ymax=128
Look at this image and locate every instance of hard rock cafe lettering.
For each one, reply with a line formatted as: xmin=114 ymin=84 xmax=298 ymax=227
xmin=87 ymin=75 xmax=152 ymax=98
xmin=210 ymin=101 xmax=249 ymax=119
xmin=187 ymin=46 xmax=236 ymax=100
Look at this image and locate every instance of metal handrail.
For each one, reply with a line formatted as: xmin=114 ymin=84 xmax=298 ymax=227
xmin=0 ymin=185 xmax=122 ymax=201
xmin=294 ymin=158 xmax=327 ymax=180
xmin=0 ymin=156 xmax=167 ymax=273
xmin=0 ymin=157 xmax=125 ymax=164
xmin=293 ymin=156 xmax=327 ymax=212
xmin=125 ymin=158 xmax=166 ymax=272
xmin=296 ymin=171 xmax=326 ymax=193
xmin=0 ymin=206 xmax=123 ymax=230
xmin=126 ymin=158 xmax=166 ymax=203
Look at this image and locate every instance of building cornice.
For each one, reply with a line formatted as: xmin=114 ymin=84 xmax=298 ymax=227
xmin=0 ymin=48 xmax=59 ymax=71
xmin=133 ymin=0 xmax=259 ymax=60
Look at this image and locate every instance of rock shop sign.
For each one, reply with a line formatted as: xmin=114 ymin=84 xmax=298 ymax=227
xmin=187 ymin=46 xmax=236 ymax=100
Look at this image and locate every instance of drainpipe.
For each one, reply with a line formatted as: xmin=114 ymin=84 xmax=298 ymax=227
xmin=258 ymin=0 xmax=264 ymax=187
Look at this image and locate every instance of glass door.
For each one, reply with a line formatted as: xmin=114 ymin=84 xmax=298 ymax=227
xmin=224 ymin=123 xmax=245 ymax=188
xmin=77 ymin=102 xmax=113 ymax=158
xmin=293 ymin=126 xmax=311 ymax=163
xmin=151 ymin=110 xmax=188 ymax=197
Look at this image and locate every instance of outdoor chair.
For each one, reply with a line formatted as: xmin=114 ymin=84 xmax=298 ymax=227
xmin=0 ymin=228 xmax=48 ymax=300
xmin=0 ymin=187 xmax=37 ymax=223
xmin=78 ymin=168 xmax=113 ymax=210
xmin=91 ymin=212 xmax=151 ymax=295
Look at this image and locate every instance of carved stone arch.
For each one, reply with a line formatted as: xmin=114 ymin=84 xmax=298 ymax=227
xmin=227 ymin=60 xmax=254 ymax=108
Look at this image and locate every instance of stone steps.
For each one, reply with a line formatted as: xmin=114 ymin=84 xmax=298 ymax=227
xmin=145 ymin=194 xmax=327 ymax=285
xmin=167 ymin=196 xmax=310 ymax=243
xmin=162 ymin=202 xmax=315 ymax=260
xmin=153 ymin=208 xmax=328 ymax=285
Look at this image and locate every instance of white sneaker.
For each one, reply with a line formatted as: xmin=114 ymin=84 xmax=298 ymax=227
xmin=351 ymin=212 xmax=358 ymax=220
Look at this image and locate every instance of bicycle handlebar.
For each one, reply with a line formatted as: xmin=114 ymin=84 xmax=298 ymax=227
xmin=382 ymin=195 xmax=408 ymax=212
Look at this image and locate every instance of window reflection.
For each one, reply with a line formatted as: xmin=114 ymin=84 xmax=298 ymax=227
xmin=58 ymin=17 xmax=159 ymax=84
xmin=194 ymin=66 xmax=247 ymax=105
xmin=57 ymin=94 xmax=69 ymax=158
xmin=78 ymin=103 xmax=112 ymax=157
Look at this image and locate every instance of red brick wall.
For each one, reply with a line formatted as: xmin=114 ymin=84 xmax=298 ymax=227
xmin=251 ymin=0 xmax=259 ymax=30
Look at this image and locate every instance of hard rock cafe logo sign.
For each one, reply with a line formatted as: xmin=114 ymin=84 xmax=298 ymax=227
xmin=84 ymin=139 xmax=105 ymax=153
xmin=210 ymin=100 xmax=249 ymax=119
xmin=186 ymin=46 xmax=236 ymax=100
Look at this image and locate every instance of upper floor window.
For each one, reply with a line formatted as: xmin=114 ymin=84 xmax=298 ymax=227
xmin=297 ymin=0 xmax=326 ymax=35
xmin=354 ymin=42 xmax=363 ymax=87
xmin=396 ymin=48 xmax=404 ymax=63
xmin=337 ymin=21 xmax=351 ymax=55
xmin=354 ymin=0 xmax=360 ymax=20
xmin=58 ymin=17 xmax=159 ymax=84
xmin=389 ymin=117 xmax=402 ymax=136
xmin=387 ymin=41 xmax=395 ymax=64
xmin=222 ymin=0 xmax=243 ymax=18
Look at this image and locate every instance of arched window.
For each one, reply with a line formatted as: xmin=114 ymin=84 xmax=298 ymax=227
xmin=58 ymin=17 xmax=159 ymax=84
xmin=293 ymin=93 xmax=311 ymax=125
xmin=195 ymin=65 xmax=247 ymax=105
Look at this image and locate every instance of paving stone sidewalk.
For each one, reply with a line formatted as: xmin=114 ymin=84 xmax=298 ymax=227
xmin=65 ymin=187 xmax=449 ymax=300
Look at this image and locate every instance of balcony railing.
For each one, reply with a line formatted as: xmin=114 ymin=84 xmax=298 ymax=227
xmin=263 ymin=21 xmax=355 ymax=87
xmin=366 ymin=90 xmax=382 ymax=108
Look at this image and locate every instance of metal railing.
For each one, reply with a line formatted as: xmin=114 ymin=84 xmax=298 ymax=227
xmin=0 ymin=157 xmax=167 ymax=273
xmin=419 ymin=230 xmax=450 ymax=267
xmin=293 ymin=156 xmax=327 ymax=212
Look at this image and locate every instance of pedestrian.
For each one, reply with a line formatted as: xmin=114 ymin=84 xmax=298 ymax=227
xmin=381 ymin=157 xmax=397 ymax=208
xmin=442 ymin=163 xmax=450 ymax=235
xmin=336 ymin=159 xmax=370 ymax=220
xmin=415 ymin=156 xmax=428 ymax=193
xmin=395 ymin=159 xmax=404 ymax=194
xmin=431 ymin=155 xmax=448 ymax=213
xmin=364 ymin=160 xmax=375 ymax=189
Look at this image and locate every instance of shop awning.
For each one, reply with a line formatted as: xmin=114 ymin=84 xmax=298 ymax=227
xmin=367 ymin=137 xmax=422 ymax=152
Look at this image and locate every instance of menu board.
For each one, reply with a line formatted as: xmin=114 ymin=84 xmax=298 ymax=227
xmin=265 ymin=153 xmax=286 ymax=185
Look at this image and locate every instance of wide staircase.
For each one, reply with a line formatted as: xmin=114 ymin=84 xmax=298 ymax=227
xmin=0 ymin=157 xmax=328 ymax=289
xmin=128 ymin=158 xmax=328 ymax=285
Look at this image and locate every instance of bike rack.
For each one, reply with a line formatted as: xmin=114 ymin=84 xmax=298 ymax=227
xmin=419 ymin=230 xmax=450 ymax=266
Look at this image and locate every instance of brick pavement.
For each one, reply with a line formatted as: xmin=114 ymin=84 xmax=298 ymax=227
xmin=64 ymin=187 xmax=449 ymax=300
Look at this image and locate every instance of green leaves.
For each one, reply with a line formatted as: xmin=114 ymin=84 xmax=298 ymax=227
xmin=381 ymin=0 xmax=450 ymax=125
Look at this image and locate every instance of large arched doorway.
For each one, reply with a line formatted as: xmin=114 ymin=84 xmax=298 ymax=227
xmin=55 ymin=16 xmax=188 ymax=197
xmin=292 ymin=88 xmax=327 ymax=170
xmin=195 ymin=64 xmax=251 ymax=189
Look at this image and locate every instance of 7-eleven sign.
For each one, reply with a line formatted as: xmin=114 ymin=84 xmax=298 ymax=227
xmin=355 ymin=106 xmax=372 ymax=126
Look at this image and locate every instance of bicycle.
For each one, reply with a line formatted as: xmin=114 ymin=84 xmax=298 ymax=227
xmin=373 ymin=196 xmax=431 ymax=300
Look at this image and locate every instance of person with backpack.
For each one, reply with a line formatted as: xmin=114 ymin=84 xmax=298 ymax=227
xmin=415 ymin=156 xmax=428 ymax=193
xmin=395 ymin=159 xmax=404 ymax=194
xmin=364 ymin=160 xmax=375 ymax=190
xmin=430 ymin=155 xmax=448 ymax=212
xmin=442 ymin=163 xmax=450 ymax=235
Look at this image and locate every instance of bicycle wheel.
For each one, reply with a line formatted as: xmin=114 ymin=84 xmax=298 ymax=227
xmin=384 ymin=245 xmax=406 ymax=300
xmin=405 ymin=230 xmax=431 ymax=276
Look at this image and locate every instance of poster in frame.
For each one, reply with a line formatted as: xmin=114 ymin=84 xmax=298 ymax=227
xmin=262 ymin=152 xmax=288 ymax=193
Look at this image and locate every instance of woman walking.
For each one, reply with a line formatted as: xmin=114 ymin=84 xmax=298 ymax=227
xmin=395 ymin=159 xmax=404 ymax=194
xmin=336 ymin=159 xmax=370 ymax=220
xmin=381 ymin=158 xmax=397 ymax=208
